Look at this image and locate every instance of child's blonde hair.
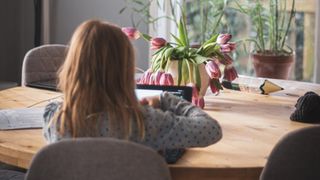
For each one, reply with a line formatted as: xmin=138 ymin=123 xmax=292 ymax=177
xmin=55 ymin=20 xmax=144 ymax=139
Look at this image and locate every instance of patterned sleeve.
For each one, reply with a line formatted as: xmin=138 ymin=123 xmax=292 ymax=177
xmin=141 ymin=92 xmax=222 ymax=150
xmin=43 ymin=101 xmax=62 ymax=143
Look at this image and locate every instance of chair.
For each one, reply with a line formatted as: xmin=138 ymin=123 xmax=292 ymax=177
xmin=260 ymin=125 xmax=320 ymax=180
xmin=21 ymin=44 xmax=67 ymax=86
xmin=0 ymin=170 xmax=25 ymax=180
xmin=25 ymin=138 xmax=171 ymax=180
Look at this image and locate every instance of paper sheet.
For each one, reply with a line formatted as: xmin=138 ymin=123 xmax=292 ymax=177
xmin=0 ymin=107 xmax=44 ymax=130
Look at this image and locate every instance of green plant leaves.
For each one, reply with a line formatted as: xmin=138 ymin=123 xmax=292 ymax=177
xmin=178 ymin=18 xmax=189 ymax=47
xmin=194 ymin=64 xmax=201 ymax=90
xmin=201 ymin=34 xmax=219 ymax=47
xmin=194 ymin=55 xmax=208 ymax=65
xmin=171 ymin=33 xmax=184 ymax=46
xmin=210 ymin=78 xmax=223 ymax=90
xmin=234 ymin=0 xmax=295 ymax=55
xmin=177 ymin=60 xmax=183 ymax=86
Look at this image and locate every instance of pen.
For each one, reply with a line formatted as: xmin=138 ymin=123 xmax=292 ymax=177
xmin=222 ymin=78 xmax=284 ymax=95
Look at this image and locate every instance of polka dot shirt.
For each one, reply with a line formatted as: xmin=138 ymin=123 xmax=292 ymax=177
xmin=43 ymin=93 xmax=222 ymax=151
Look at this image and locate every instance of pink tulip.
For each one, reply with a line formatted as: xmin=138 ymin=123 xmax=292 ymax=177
xmin=223 ymin=65 xmax=238 ymax=81
xmin=205 ymin=60 xmax=221 ymax=79
xmin=219 ymin=54 xmax=233 ymax=65
xmin=121 ymin=27 xmax=140 ymax=40
xmin=197 ymin=97 xmax=205 ymax=109
xmin=136 ymin=74 xmax=144 ymax=84
xmin=159 ymin=73 xmax=174 ymax=86
xmin=154 ymin=71 xmax=164 ymax=85
xmin=192 ymin=97 xmax=204 ymax=109
xmin=151 ymin=37 xmax=167 ymax=50
xmin=220 ymin=42 xmax=236 ymax=53
xmin=216 ymin=34 xmax=232 ymax=44
xmin=192 ymin=97 xmax=198 ymax=106
xmin=145 ymin=70 xmax=153 ymax=84
xmin=149 ymin=73 xmax=155 ymax=85
xmin=136 ymin=77 xmax=142 ymax=84
xmin=138 ymin=69 xmax=153 ymax=84
xmin=209 ymin=79 xmax=220 ymax=94
xmin=187 ymin=83 xmax=199 ymax=99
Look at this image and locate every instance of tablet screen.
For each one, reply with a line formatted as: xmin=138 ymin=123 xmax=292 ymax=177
xmin=135 ymin=85 xmax=192 ymax=102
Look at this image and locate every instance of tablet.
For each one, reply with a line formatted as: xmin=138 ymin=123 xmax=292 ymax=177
xmin=135 ymin=84 xmax=193 ymax=102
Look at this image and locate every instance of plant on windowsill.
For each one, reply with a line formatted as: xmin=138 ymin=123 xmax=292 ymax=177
xmin=235 ymin=0 xmax=296 ymax=79
xmin=120 ymin=0 xmax=228 ymax=45
xmin=122 ymin=16 xmax=238 ymax=109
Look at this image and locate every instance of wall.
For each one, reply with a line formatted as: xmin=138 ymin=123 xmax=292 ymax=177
xmin=49 ymin=0 xmax=149 ymax=70
xmin=0 ymin=0 xmax=34 ymax=83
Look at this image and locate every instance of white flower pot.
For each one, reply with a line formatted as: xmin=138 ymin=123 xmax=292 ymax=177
xmin=166 ymin=60 xmax=210 ymax=97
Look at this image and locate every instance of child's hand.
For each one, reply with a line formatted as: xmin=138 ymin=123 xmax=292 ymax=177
xmin=139 ymin=95 xmax=161 ymax=108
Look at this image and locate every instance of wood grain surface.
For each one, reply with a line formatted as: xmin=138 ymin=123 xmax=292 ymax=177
xmin=0 ymin=79 xmax=319 ymax=180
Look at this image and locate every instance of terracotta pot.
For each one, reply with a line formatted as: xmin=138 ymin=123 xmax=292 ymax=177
xmin=251 ymin=53 xmax=294 ymax=80
xmin=166 ymin=60 xmax=210 ymax=97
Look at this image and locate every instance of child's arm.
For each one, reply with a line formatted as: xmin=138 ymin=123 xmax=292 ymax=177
xmin=141 ymin=93 xmax=222 ymax=150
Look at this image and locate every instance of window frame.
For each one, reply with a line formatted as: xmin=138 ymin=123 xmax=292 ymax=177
xmin=149 ymin=0 xmax=181 ymax=40
xmin=314 ymin=1 xmax=320 ymax=83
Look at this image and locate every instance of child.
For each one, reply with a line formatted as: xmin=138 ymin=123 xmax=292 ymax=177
xmin=43 ymin=20 xmax=222 ymax=155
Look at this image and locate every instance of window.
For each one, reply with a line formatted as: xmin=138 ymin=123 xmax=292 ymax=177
xmin=150 ymin=0 xmax=319 ymax=83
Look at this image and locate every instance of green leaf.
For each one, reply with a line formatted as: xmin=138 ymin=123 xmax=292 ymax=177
xmin=140 ymin=33 xmax=152 ymax=41
xmin=178 ymin=17 xmax=189 ymax=47
xmin=119 ymin=7 xmax=127 ymax=14
xmin=188 ymin=57 xmax=197 ymax=64
xmin=201 ymin=34 xmax=219 ymax=47
xmin=159 ymin=47 xmax=172 ymax=70
xmin=203 ymin=42 xmax=217 ymax=49
xmin=185 ymin=60 xmax=194 ymax=83
xmin=151 ymin=47 xmax=168 ymax=71
xmin=194 ymin=65 xmax=201 ymax=90
xmin=202 ymin=46 xmax=219 ymax=57
xmin=152 ymin=46 xmax=167 ymax=56
xmin=211 ymin=79 xmax=223 ymax=90
xmin=132 ymin=0 xmax=145 ymax=6
xmin=182 ymin=60 xmax=189 ymax=84
xmin=194 ymin=55 xmax=208 ymax=65
xmin=215 ymin=51 xmax=225 ymax=60
xmin=177 ymin=60 xmax=183 ymax=86
xmin=170 ymin=33 xmax=184 ymax=46
xmin=164 ymin=47 xmax=174 ymax=61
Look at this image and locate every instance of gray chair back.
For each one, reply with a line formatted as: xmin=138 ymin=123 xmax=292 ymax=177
xmin=260 ymin=125 xmax=320 ymax=180
xmin=21 ymin=44 xmax=67 ymax=86
xmin=25 ymin=138 xmax=171 ymax=180
xmin=0 ymin=170 xmax=25 ymax=180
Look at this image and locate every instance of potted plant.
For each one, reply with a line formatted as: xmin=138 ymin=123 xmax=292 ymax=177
xmin=235 ymin=0 xmax=296 ymax=79
xmin=122 ymin=16 xmax=238 ymax=108
xmin=120 ymin=0 xmax=228 ymax=44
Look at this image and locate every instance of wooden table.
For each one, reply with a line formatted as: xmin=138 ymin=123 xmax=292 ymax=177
xmin=0 ymin=79 xmax=319 ymax=180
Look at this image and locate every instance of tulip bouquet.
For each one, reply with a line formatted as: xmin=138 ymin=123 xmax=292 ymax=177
xmin=122 ymin=18 xmax=238 ymax=108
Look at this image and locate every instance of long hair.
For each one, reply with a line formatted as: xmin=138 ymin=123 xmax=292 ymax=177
xmin=54 ymin=20 xmax=144 ymax=139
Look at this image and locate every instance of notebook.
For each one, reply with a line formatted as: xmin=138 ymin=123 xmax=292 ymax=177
xmin=0 ymin=107 xmax=45 ymax=130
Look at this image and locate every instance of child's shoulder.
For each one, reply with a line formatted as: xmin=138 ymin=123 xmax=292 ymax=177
xmin=44 ymin=101 xmax=62 ymax=119
xmin=45 ymin=101 xmax=62 ymax=111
